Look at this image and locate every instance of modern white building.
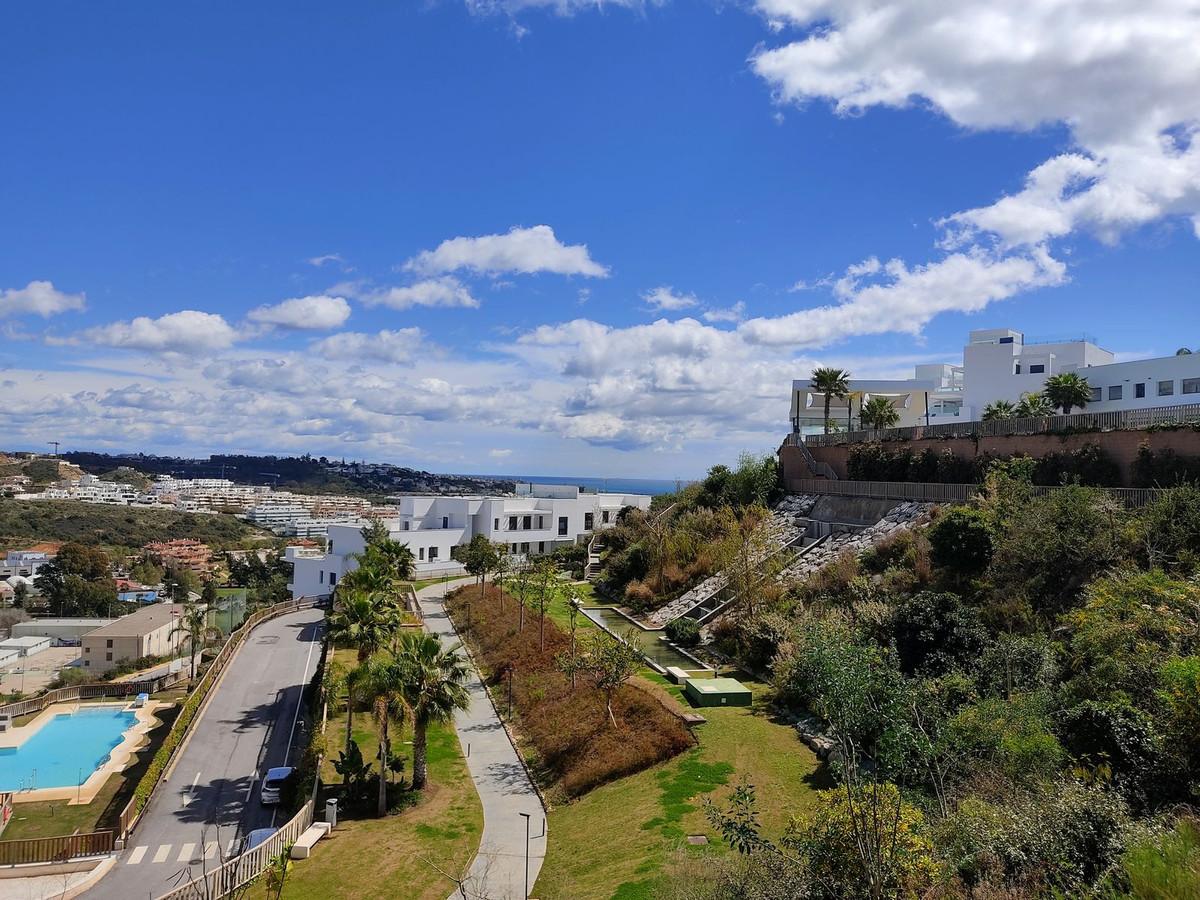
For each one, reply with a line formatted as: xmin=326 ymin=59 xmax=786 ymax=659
xmin=286 ymin=482 xmax=652 ymax=599
xmin=791 ymin=327 xmax=1200 ymax=433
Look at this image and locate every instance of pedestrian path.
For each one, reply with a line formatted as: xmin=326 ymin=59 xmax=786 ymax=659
xmin=123 ymin=838 xmax=233 ymax=866
xmin=415 ymin=579 xmax=548 ymax=900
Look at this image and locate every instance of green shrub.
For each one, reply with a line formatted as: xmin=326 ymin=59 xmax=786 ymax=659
xmin=890 ymin=591 xmax=987 ymax=676
xmin=928 ymin=506 xmax=994 ymax=578
xmin=664 ymin=616 xmax=700 ymax=648
xmin=1121 ymin=815 xmax=1200 ymax=899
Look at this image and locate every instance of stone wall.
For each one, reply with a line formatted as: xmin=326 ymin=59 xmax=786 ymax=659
xmin=792 ymin=428 xmax=1200 ymax=487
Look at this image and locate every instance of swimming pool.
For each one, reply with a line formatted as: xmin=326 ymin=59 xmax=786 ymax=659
xmin=0 ymin=706 xmax=137 ymax=792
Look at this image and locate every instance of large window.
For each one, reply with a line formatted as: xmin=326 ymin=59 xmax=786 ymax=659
xmin=584 ymin=512 xmax=594 ymax=530
xmin=429 ymin=547 xmax=438 ymax=561
xmin=1135 ymin=383 xmax=1145 ymax=399
xmin=508 ymin=515 xmax=517 ymax=530
xmin=522 ymin=515 xmax=532 ymax=530
xmin=1029 ymin=364 xmax=1045 ymax=374
xmin=1184 ymin=378 xmax=1200 ymax=395
xmin=1109 ymin=385 xmax=1123 ymax=401
xmin=442 ymin=516 xmax=449 ymax=529
xmin=1159 ymin=380 xmax=1175 ymax=396
xmin=558 ymin=516 xmax=568 ymax=536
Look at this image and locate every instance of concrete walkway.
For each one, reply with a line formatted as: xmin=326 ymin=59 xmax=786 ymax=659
xmin=416 ymin=579 xmax=547 ymax=900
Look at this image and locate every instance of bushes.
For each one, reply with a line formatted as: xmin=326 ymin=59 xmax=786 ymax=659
xmin=1132 ymin=444 xmax=1200 ymax=487
xmin=664 ymin=616 xmax=700 ymax=647
xmin=445 ymin=584 xmax=692 ymax=799
xmin=891 ymin=591 xmax=987 ymax=676
xmin=845 ymin=442 xmax=1122 ymax=486
xmin=928 ymin=506 xmax=994 ymax=579
xmin=1121 ymin=815 xmax=1200 ymax=899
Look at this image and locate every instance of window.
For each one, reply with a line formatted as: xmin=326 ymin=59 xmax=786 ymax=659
xmin=328 ymin=541 xmax=334 ymax=552
xmin=1159 ymin=380 xmax=1175 ymax=396
xmin=329 ymin=573 xmax=336 ymax=586
xmin=84 ymin=646 xmax=90 ymax=653
xmin=522 ymin=515 xmax=532 ymax=530
xmin=537 ymin=516 xmax=545 ymax=529
xmin=429 ymin=547 xmax=438 ymax=561
xmin=584 ymin=512 xmax=594 ymax=530
xmin=84 ymin=659 xmax=90 ymax=667
xmin=602 ymin=510 xmax=610 ymax=524
xmin=521 ymin=542 xmax=529 ymax=553
xmin=538 ymin=542 xmax=545 ymax=554
xmin=1090 ymin=387 xmax=1102 ymax=402
xmin=1029 ymin=364 xmax=1045 ymax=374
xmin=1184 ymin=378 xmax=1200 ymax=395
xmin=319 ymin=570 xmax=324 ymax=584
xmin=999 ymin=336 xmax=1014 ymax=344
xmin=1135 ymin=383 xmax=1146 ymax=399
xmin=508 ymin=516 xmax=517 ymax=530
xmin=106 ymin=652 xmax=112 ymax=662
xmin=106 ymin=639 xmax=113 ymax=648
xmin=403 ymin=521 xmax=410 ymax=530
xmin=1109 ymin=385 xmax=1123 ymax=401
xmin=419 ymin=547 xmax=425 ymax=560
xmin=494 ymin=518 xmax=499 ymax=530
xmin=442 ymin=516 xmax=449 ymax=529
xmin=558 ymin=516 xmax=568 ymax=536
xmin=1014 ymin=363 xmax=1022 ymax=374
xmin=511 ymin=543 xmax=518 ymax=554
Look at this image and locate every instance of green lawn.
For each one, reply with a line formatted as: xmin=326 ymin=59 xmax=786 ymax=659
xmin=273 ymin=649 xmax=484 ymax=900
xmin=534 ymin=672 xmax=828 ymax=900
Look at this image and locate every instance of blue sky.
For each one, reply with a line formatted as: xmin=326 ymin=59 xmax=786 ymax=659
xmin=2 ymin=1 xmax=1197 ymax=479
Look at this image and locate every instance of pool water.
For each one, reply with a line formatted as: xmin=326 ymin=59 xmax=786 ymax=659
xmin=0 ymin=706 xmax=137 ymax=791
xmin=583 ymin=607 xmax=711 ymax=673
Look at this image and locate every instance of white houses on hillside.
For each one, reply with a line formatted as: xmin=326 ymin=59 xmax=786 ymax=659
xmin=285 ymin=482 xmax=652 ymax=599
xmin=791 ymin=327 xmax=1200 ymax=433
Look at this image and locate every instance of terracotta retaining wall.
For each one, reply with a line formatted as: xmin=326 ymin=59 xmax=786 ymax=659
xmin=781 ymin=429 xmax=1200 ymax=489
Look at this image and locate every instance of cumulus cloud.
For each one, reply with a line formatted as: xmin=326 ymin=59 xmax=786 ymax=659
xmin=0 ymin=281 xmax=86 ymax=317
xmin=82 ymin=310 xmax=237 ymax=353
xmin=247 ymin=295 xmax=351 ymax=331
xmin=752 ymin=0 xmax=1200 ymax=248
xmin=358 ymin=277 xmax=481 ymax=310
xmin=405 ymin=225 xmax=609 ymax=278
xmin=642 ymin=286 xmax=698 ymax=311
xmin=312 ymin=328 xmax=425 ymax=364
xmin=488 ymin=448 xmax=513 ymax=459
xmin=702 ymin=301 xmax=746 ymax=323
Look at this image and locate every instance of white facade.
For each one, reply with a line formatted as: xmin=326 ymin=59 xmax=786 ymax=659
xmin=287 ymin=482 xmax=652 ymax=599
xmin=791 ymin=327 xmax=1200 ymax=433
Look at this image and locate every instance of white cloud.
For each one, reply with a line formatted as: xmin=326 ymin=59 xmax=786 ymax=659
xmin=307 ymin=253 xmax=347 ymax=268
xmin=247 ymin=295 xmax=351 ymax=331
xmin=406 ymin=225 xmax=609 ymax=278
xmin=0 ymin=281 xmax=86 ymax=317
xmin=81 ymin=310 xmax=237 ymax=353
xmin=358 ymin=277 xmax=481 ymax=311
xmin=313 ymin=328 xmax=425 ymax=365
xmin=751 ymin=1 xmax=1200 ymax=249
xmin=702 ymin=301 xmax=746 ymax=323
xmin=465 ymin=0 xmax=656 ymax=16
xmin=488 ymin=448 xmax=513 ymax=459
xmin=642 ymin=286 xmax=698 ymax=311
xmin=738 ymin=248 xmax=1067 ymax=347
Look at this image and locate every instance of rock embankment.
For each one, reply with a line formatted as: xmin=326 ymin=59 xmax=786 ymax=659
xmin=778 ymin=500 xmax=933 ymax=582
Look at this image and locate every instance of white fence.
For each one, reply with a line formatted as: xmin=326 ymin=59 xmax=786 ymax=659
xmin=801 ymin=402 xmax=1200 ymax=448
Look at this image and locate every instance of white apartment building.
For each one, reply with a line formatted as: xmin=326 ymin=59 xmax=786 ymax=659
xmin=791 ymin=327 xmax=1200 ymax=432
xmin=286 ymin=482 xmax=652 ymax=599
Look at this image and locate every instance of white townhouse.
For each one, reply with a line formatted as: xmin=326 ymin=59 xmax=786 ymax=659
xmin=286 ymin=482 xmax=652 ymax=599
xmin=790 ymin=327 xmax=1200 ymax=433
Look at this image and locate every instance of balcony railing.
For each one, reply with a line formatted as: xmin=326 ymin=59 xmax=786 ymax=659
xmin=799 ymin=402 xmax=1200 ymax=448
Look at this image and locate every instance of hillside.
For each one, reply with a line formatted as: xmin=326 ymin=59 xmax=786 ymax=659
xmin=0 ymin=499 xmax=270 ymax=553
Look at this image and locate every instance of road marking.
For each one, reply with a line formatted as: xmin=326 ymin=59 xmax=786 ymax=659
xmin=226 ymin=838 xmax=238 ymax=857
xmin=127 ymin=845 xmax=147 ymax=865
xmin=203 ymin=841 xmax=218 ymax=860
xmin=273 ymin=616 xmax=321 ymax=828
xmin=245 ymin=776 xmax=257 ymax=803
xmin=152 ymin=844 xmax=171 ymax=863
xmin=177 ymin=842 xmax=195 ymax=862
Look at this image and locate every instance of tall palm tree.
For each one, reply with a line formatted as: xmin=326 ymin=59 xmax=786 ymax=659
xmin=394 ymin=631 xmax=470 ymax=790
xmin=169 ymin=603 xmax=219 ymax=684
xmin=357 ymin=655 xmax=408 ymax=817
xmin=1042 ymin=372 xmax=1093 ymax=415
xmin=810 ymin=367 xmax=851 ymax=435
xmin=328 ymin=588 xmax=402 ymax=754
xmin=981 ymin=400 xmax=1017 ymax=421
xmin=859 ymin=395 xmax=900 ymax=430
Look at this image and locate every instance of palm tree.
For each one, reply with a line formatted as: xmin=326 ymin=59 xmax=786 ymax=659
xmin=1042 ymin=372 xmax=1093 ymax=415
xmin=393 ymin=631 xmax=470 ymax=790
xmin=1014 ymin=391 xmax=1054 ymax=417
xmin=859 ymin=396 xmax=900 ymax=430
xmin=328 ymin=588 xmax=402 ymax=754
xmin=358 ymin=655 xmax=409 ymax=817
xmin=810 ymin=367 xmax=851 ymax=435
xmin=169 ymin=603 xmax=219 ymax=684
xmin=981 ymin=400 xmax=1017 ymax=421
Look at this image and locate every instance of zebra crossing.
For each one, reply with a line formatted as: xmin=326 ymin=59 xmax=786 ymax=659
xmin=124 ymin=839 xmax=236 ymax=866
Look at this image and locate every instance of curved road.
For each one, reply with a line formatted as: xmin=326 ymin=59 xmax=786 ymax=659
xmin=86 ymin=606 xmax=325 ymax=900
xmin=416 ymin=579 xmax=548 ymax=900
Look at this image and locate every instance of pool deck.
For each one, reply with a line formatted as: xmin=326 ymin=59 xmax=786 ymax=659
xmin=3 ymin=701 xmax=168 ymax=805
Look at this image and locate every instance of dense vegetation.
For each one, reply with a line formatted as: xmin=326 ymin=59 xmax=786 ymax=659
xmin=445 ymin=582 xmax=694 ymax=800
xmin=846 ymin=440 xmax=1129 ymax=486
xmin=0 ymin=498 xmax=265 ymax=553
xmin=690 ymin=466 xmax=1200 ymax=899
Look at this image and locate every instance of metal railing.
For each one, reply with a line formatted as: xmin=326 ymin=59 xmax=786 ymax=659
xmin=790 ymin=478 xmax=1166 ymax=508
xmin=0 ymin=673 xmax=186 ymax=719
xmin=0 ymin=830 xmax=114 ymax=865
xmin=801 ymin=402 xmax=1200 ymax=447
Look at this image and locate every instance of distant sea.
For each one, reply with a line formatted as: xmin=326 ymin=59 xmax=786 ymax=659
xmin=477 ymin=474 xmax=693 ymax=497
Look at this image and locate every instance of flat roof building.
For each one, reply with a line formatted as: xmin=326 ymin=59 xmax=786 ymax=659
xmin=13 ymin=617 xmax=117 ymax=646
xmin=80 ymin=604 xmax=186 ymax=674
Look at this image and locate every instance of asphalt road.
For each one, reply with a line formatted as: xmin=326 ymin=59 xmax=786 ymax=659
xmin=86 ymin=606 xmax=325 ymax=900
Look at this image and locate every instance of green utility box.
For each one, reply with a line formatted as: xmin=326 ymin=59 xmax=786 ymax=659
xmin=683 ymin=677 xmax=752 ymax=707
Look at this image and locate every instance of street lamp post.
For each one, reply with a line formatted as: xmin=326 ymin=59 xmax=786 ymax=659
xmin=519 ymin=811 xmax=531 ymax=899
